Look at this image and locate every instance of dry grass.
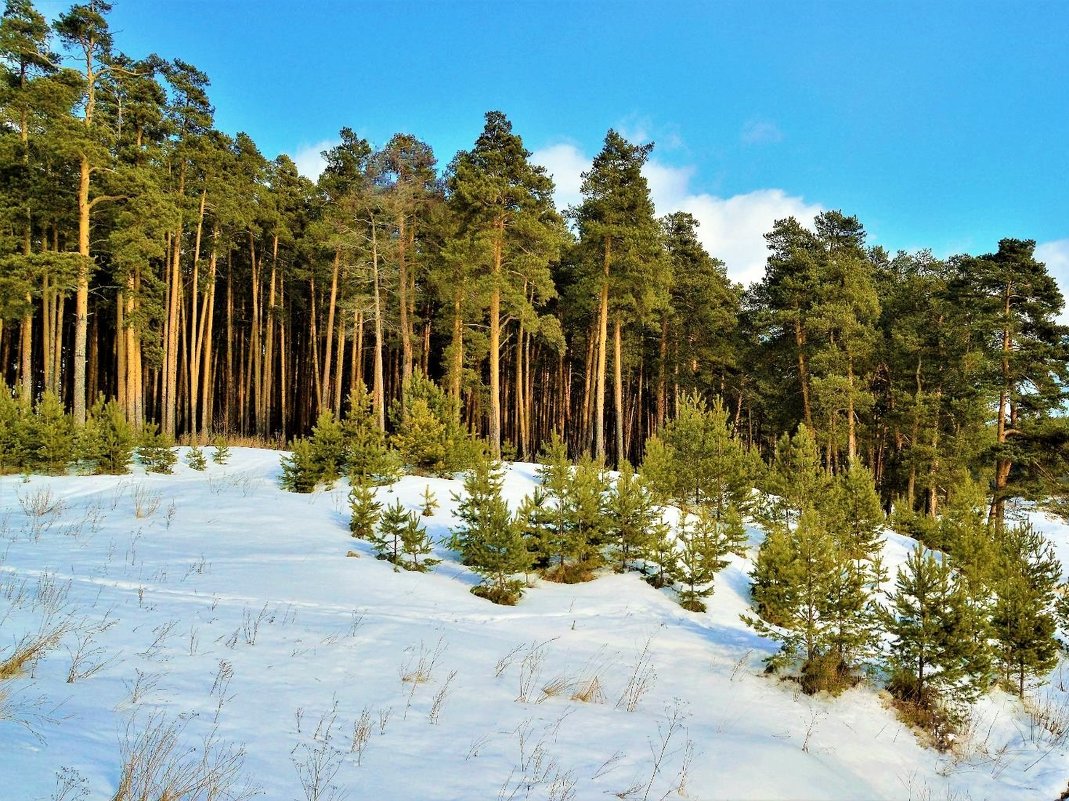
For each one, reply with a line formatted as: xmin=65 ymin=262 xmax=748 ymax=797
xmin=0 ymin=622 xmax=70 ymax=680
xmin=131 ymin=483 xmax=162 ymax=518
xmin=113 ymin=713 xmax=258 ymax=801
xmin=570 ymin=675 xmax=604 ymax=704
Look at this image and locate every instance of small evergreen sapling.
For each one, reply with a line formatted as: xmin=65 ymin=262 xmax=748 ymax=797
xmin=0 ymin=384 xmax=31 ymax=473
xmin=450 ymin=454 xmax=530 ymax=603
xmin=373 ymin=500 xmax=439 ymax=572
xmin=390 ymin=372 xmax=473 ymax=476
xmin=399 ymin=513 xmax=440 ymax=572
xmin=280 ymin=439 xmax=316 ymax=493
xmin=186 ymin=445 xmax=207 ymax=471
xmin=137 ymin=424 xmax=177 ymax=474
xmin=31 ymin=391 xmax=74 ymax=474
xmin=827 ymin=462 xmax=886 ymax=586
xmin=78 ymin=398 xmax=133 ymax=474
xmin=562 ymin=454 xmax=610 ymax=580
xmin=308 ymin=411 xmax=346 ymax=486
xmin=420 ymin=486 xmax=439 ymax=517
xmin=644 ymin=518 xmax=677 ymax=589
xmin=349 ymin=479 xmax=382 ymax=539
xmin=342 ymin=384 xmax=399 ymax=484
xmin=675 ymin=507 xmax=738 ymax=612
xmin=640 ymin=393 xmax=756 ymax=519
xmin=758 ymin=424 xmax=829 ymax=529
xmin=882 ymin=546 xmax=989 ymax=715
xmin=991 ymin=522 xmax=1062 ymax=696
xmin=372 ymin=500 xmax=410 ymax=567
xmin=517 ymin=487 xmax=554 ymax=572
xmin=605 ymin=462 xmax=662 ymax=573
xmin=530 ymin=435 xmax=578 ymax=576
xmin=211 ymin=437 xmax=230 ymax=464
xmin=746 ymin=508 xmax=839 ymax=675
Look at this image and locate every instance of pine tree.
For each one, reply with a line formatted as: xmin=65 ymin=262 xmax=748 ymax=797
xmin=760 ymin=423 xmax=829 ymax=529
xmin=936 ymin=478 xmax=998 ymax=600
xmin=349 ymin=479 xmax=381 ymax=539
xmin=748 ymin=521 xmax=796 ymax=627
xmin=398 ymin=509 xmax=440 ymax=573
xmin=307 ymin=410 xmax=346 ymax=487
xmin=826 ymin=462 xmax=886 ymax=587
xmin=77 ymin=398 xmax=133 ymax=474
xmin=605 ymin=461 xmax=662 ymax=572
xmin=516 ymin=487 xmax=555 ymax=571
xmin=450 ymin=454 xmax=530 ymax=603
xmin=883 ymin=546 xmax=989 ymax=706
xmin=659 ymin=212 xmax=740 ymax=416
xmin=31 ymin=390 xmax=73 ymax=474
xmin=447 ymin=110 xmax=565 ymax=457
xmin=749 ymin=509 xmax=838 ymax=669
xmin=644 ymin=518 xmax=678 ymax=589
xmin=186 ymin=444 xmax=207 ymax=471
xmin=280 ymin=439 xmax=316 ymax=493
xmin=449 ymin=453 xmax=509 ymax=564
xmin=211 ymin=437 xmax=230 ymax=465
xmin=641 ymin=393 xmax=755 ymax=518
xmin=676 ymin=506 xmax=740 ymax=612
xmin=560 ymin=453 xmax=610 ymax=580
xmin=372 ymin=499 xmax=410 ymax=568
xmin=821 ymin=550 xmax=881 ymax=688
xmin=0 ymin=384 xmax=30 ymax=473
xmin=391 ymin=372 xmax=472 ymax=476
xmin=419 ymin=486 xmax=438 ymax=517
xmin=991 ymin=522 xmax=1062 ymax=696
xmin=530 ymin=435 xmax=586 ymax=578
xmin=954 ymin=239 xmax=1069 ymax=525
xmin=342 ymin=383 xmax=398 ymax=485
xmin=573 ymin=129 xmax=667 ymax=462
xmin=137 ymin=423 xmax=177 ymax=474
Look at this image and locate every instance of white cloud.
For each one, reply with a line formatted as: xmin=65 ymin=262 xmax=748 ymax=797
xmin=673 ymin=190 xmax=823 ymax=286
xmin=531 ymin=143 xmax=588 ymax=212
xmin=532 ymin=143 xmax=822 ymax=286
xmin=1036 ymin=239 xmax=1069 ymax=324
xmin=741 ymin=120 xmax=784 ymax=145
xmin=289 ymin=138 xmax=340 ymax=181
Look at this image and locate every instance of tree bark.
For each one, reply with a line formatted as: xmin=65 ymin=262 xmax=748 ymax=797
xmin=614 ymin=315 xmax=624 ymax=465
xmin=488 ymin=216 xmax=504 ymax=457
xmin=594 ymin=238 xmax=611 ymax=459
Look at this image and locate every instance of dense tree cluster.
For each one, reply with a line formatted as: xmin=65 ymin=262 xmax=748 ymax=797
xmin=2 ymin=0 xmax=1067 ymax=527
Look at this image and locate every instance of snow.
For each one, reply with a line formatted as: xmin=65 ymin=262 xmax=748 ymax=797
xmin=1 ymin=448 xmax=1067 ymax=800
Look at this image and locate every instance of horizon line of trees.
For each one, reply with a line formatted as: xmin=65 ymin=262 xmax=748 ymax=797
xmin=3 ymin=0 xmax=1068 ymax=525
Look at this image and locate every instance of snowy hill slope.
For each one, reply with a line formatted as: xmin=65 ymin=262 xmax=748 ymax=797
xmin=1 ymin=448 xmax=1067 ymax=800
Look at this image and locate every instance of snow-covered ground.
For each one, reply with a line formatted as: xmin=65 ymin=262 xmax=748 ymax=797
xmin=1 ymin=448 xmax=1067 ymax=800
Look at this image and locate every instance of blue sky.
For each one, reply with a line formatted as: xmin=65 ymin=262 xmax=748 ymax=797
xmin=40 ymin=0 xmax=1069 ymax=289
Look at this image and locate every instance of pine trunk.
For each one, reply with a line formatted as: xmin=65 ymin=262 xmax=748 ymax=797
xmin=594 ymin=238 xmax=611 ymax=459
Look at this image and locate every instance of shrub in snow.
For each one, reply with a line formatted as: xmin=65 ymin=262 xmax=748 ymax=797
xmin=211 ymin=437 xmax=230 ymax=464
xmin=529 ymin=437 xmax=609 ymax=584
xmin=0 ymin=383 xmax=32 ymax=473
xmin=30 ymin=391 xmax=74 ymax=475
xmin=137 ymin=423 xmax=177 ymax=474
xmin=77 ymin=398 xmax=134 ymax=474
xmin=450 ymin=454 xmax=530 ymax=604
xmin=349 ymin=479 xmax=382 ymax=538
xmin=390 ymin=371 xmax=474 ymax=477
xmin=675 ymin=506 xmax=744 ymax=613
xmin=373 ymin=499 xmax=439 ymax=572
xmin=279 ymin=439 xmax=317 ymax=493
xmin=186 ymin=445 xmax=207 ymax=471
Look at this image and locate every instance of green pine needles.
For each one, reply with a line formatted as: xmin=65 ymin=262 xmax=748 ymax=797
xmin=450 ymin=453 xmax=530 ymax=604
xmin=373 ymin=499 xmax=440 ymax=572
